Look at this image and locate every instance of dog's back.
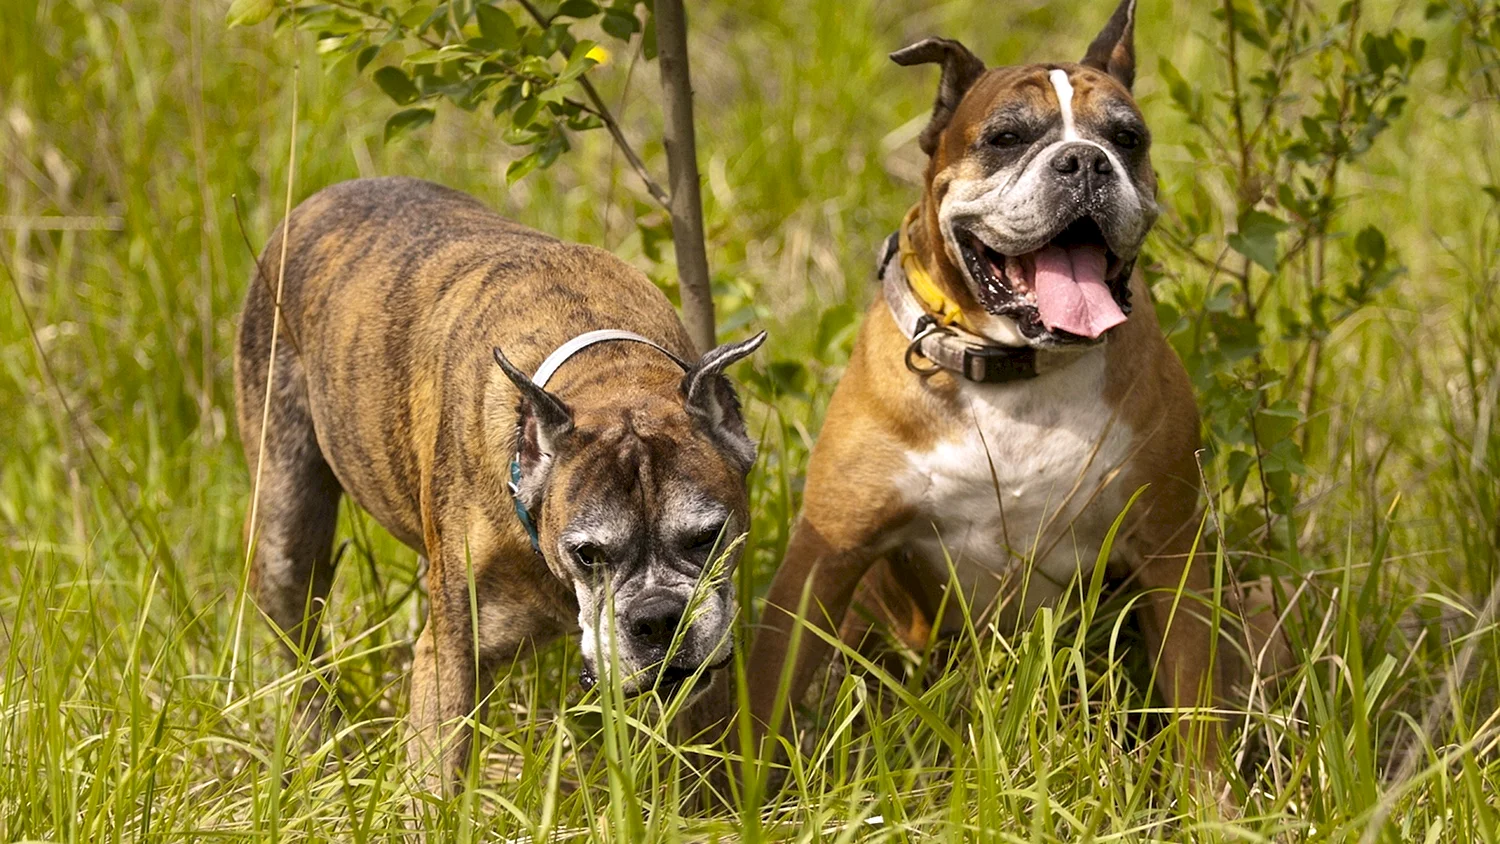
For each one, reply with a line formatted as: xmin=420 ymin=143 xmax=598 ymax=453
xmin=241 ymin=177 xmax=690 ymax=382
xmin=234 ymin=175 xmax=694 ymax=586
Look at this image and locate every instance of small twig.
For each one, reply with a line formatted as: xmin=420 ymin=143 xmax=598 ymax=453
xmin=1154 ymin=225 xmax=1225 ymax=275
xmin=1244 ymin=0 xmax=1305 ymax=154
xmin=228 ymin=60 xmax=302 ymax=703
xmin=577 ymin=78 xmax=671 ymax=209
xmin=232 ymin=193 xmax=302 ymax=355
xmin=513 ymin=0 xmax=670 ymax=209
xmin=1222 ymin=0 xmax=1250 ymax=194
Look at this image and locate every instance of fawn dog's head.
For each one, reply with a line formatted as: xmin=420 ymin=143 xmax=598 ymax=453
xmin=895 ymin=0 xmax=1158 ymax=346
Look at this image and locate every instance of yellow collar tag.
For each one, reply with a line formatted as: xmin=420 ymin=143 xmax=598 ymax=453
xmin=897 ymin=206 xmax=980 ymax=334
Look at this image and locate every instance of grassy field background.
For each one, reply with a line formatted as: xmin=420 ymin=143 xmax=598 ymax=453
xmin=2 ymin=0 xmax=1498 ymax=839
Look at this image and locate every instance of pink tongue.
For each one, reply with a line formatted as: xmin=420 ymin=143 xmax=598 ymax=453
xmin=1031 ymin=243 xmax=1126 ymax=339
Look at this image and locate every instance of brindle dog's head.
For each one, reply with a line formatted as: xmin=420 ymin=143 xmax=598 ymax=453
xmin=494 ymin=334 xmax=765 ymax=700
xmin=895 ymin=0 xmax=1157 ymax=347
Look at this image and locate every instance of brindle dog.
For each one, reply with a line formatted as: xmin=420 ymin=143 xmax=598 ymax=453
xmin=235 ymin=177 xmax=763 ymax=790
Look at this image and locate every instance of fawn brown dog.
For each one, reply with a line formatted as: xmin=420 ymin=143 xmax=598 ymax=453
xmin=745 ymin=0 xmax=1282 ymax=779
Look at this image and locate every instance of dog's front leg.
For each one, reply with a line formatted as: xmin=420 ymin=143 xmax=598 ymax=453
xmin=406 ymin=524 xmax=495 ymax=795
xmin=407 ymin=599 xmax=482 ymax=796
xmin=406 ymin=533 xmax=559 ymax=795
xmin=745 ymin=421 xmax=908 ymax=748
xmin=747 ymin=521 xmax=878 ymax=742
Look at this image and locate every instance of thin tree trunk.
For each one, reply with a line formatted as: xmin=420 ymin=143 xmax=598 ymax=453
xmin=654 ymin=0 xmax=714 ymax=354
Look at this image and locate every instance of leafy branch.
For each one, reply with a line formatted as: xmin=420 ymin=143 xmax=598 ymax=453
xmin=1153 ymin=0 xmax=1424 ymax=550
xmin=230 ymin=0 xmax=717 ymax=350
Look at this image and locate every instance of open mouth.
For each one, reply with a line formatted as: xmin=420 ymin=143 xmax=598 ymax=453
xmin=580 ymin=651 xmax=731 ymax=697
xmin=958 ymin=217 xmax=1134 ymax=342
xmin=656 ymin=651 xmax=732 ymax=697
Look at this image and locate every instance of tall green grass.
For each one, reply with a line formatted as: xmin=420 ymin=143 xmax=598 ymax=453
xmin=2 ymin=0 xmax=1498 ymax=839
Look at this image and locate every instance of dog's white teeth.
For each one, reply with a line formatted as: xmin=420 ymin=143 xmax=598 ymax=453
xmin=1005 ymin=255 xmax=1029 ymax=293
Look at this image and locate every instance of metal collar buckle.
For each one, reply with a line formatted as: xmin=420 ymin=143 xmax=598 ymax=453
xmin=904 ymin=315 xmax=944 ymax=377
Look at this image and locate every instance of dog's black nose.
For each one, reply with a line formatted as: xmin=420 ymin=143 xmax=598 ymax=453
xmin=628 ymin=594 xmax=686 ymax=649
xmin=1050 ymin=143 xmax=1111 ymax=177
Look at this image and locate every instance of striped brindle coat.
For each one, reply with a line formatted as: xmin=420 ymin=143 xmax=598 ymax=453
xmin=235 ymin=177 xmax=761 ymax=790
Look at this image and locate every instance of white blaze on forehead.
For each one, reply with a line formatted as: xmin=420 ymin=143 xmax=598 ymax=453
xmin=1048 ymin=69 xmax=1078 ymax=141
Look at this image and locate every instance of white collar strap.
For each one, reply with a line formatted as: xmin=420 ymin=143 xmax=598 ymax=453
xmin=529 ymin=328 xmax=688 ymax=389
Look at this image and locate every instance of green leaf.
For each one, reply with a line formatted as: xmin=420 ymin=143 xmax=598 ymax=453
xmin=384 ymin=107 xmax=435 ymax=142
xmin=537 ymin=22 xmax=573 ymax=57
xmin=1204 ymin=282 xmax=1238 ymax=313
xmin=512 ymin=97 xmax=541 ymax=129
xmin=226 ymin=0 xmax=275 ymax=27
xmin=565 ymin=112 xmax=603 ymax=131
xmin=1354 ymin=226 xmax=1387 ymax=265
xmin=1227 ymin=209 xmax=1289 ymax=272
xmin=600 ymin=7 xmax=639 ymax=40
xmin=507 ymin=151 xmax=542 ymax=183
xmin=399 ymin=4 xmax=435 ymax=29
xmin=558 ymin=0 xmax=600 ymax=17
xmin=476 ymin=4 xmax=520 ymax=50
xmin=491 ymin=82 xmax=524 ymax=116
xmin=815 ymin=303 xmax=859 ymax=353
xmin=355 ymin=45 xmax=380 ymax=72
xmin=641 ymin=12 xmax=656 ymax=59
xmin=1226 ymin=449 xmax=1255 ymax=499
xmin=1255 ymin=400 xmax=1303 ymax=446
xmin=536 ymin=83 xmax=572 ymax=105
xmin=1263 ymin=438 xmax=1308 ymax=478
xmin=1157 ymin=58 xmax=1194 ymax=115
xmin=535 ymin=131 xmax=568 ymax=168
xmin=559 ymin=40 xmax=599 ymax=81
xmin=372 ymin=66 xmax=421 ymax=105
xmin=405 ymin=48 xmax=459 ymax=65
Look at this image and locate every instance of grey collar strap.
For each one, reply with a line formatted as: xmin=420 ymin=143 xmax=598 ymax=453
xmin=877 ymin=233 xmax=1054 ymax=384
xmin=530 ymin=328 xmax=688 ymax=389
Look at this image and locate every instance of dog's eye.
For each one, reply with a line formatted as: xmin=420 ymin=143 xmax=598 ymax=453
xmin=686 ymin=523 xmax=727 ymax=557
xmin=987 ymin=130 xmax=1023 ymax=148
xmin=573 ymin=543 xmax=608 ymax=569
xmin=1112 ymin=129 xmax=1141 ymax=149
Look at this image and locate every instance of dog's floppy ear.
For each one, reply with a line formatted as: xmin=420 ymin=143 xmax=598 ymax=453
xmin=681 ymin=331 xmax=766 ymax=473
xmin=890 ymin=37 xmax=987 ymax=156
xmin=494 ymin=346 xmax=573 ymax=509
xmin=1082 ymin=0 xmax=1138 ymax=90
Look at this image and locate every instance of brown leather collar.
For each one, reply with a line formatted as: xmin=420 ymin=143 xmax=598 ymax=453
xmin=876 ymin=232 xmax=1047 ymax=384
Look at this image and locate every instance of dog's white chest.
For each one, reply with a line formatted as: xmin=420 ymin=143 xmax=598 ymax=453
xmin=896 ymin=351 xmax=1136 ymax=630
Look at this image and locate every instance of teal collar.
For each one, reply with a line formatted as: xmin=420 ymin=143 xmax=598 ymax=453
xmin=508 ymin=457 xmax=541 ymax=553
